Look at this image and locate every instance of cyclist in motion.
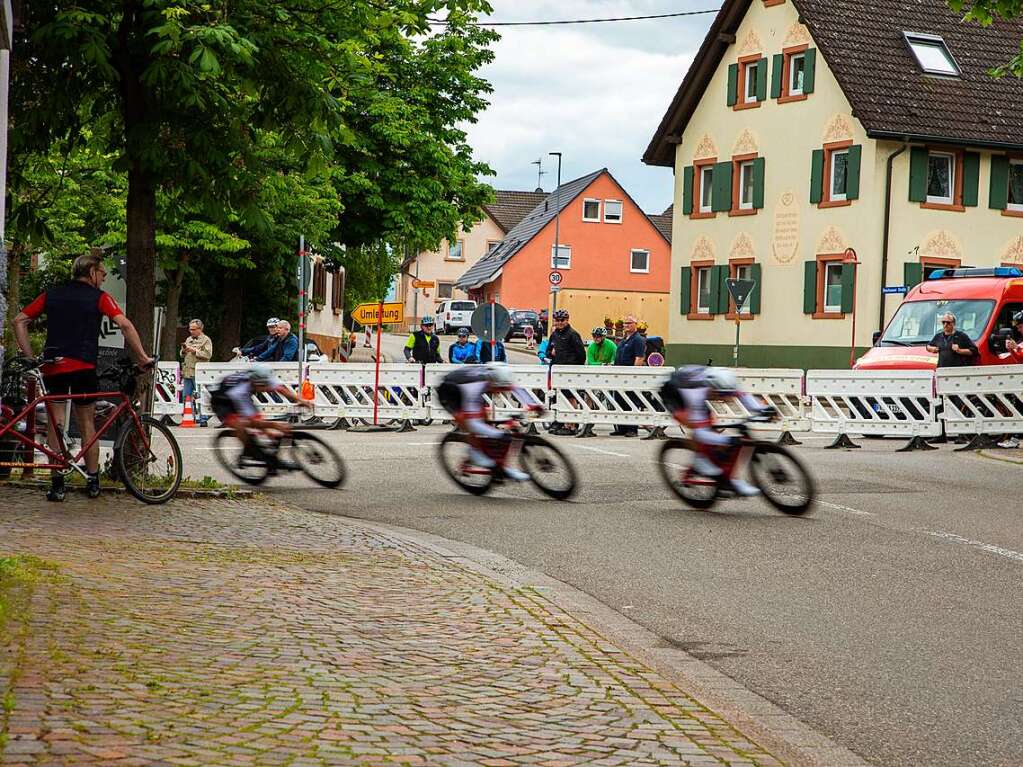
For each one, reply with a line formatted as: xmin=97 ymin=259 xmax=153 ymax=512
xmin=436 ymin=363 xmax=543 ymax=481
xmin=660 ymin=366 xmax=776 ymax=497
xmin=13 ymin=254 xmax=153 ymax=501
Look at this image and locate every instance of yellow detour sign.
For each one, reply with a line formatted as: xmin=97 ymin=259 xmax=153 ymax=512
xmin=351 ymin=302 xmax=404 ymax=326
xmin=412 ymin=279 xmax=435 ymax=289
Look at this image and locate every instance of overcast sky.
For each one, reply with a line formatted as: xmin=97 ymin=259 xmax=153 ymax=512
xmin=464 ymin=1 xmax=719 ymax=215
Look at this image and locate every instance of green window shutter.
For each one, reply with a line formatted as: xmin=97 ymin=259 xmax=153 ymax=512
xmin=712 ymin=160 xmax=733 ymax=212
xmin=962 ymin=152 xmax=980 ymax=207
xmin=908 ymin=147 xmax=929 ymax=202
xmin=749 ymin=263 xmax=762 ymax=315
xmin=752 ymin=156 xmax=766 ymax=209
xmin=727 ymin=64 xmax=739 ymax=107
xmin=846 ymin=145 xmax=862 ymax=200
xmin=840 ymin=264 xmax=855 ymax=314
xmin=803 ymin=261 xmax=818 ymax=314
xmin=904 ymin=262 xmax=923 ymax=290
xmin=680 ymin=267 xmax=692 ymax=315
xmin=710 ymin=265 xmax=729 ymax=315
xmin=803 ymin=49 xmax=817 ymax=94
xmin=810 ymin=149 xmax=825 ymax=204
xmin=989 ymin=155 xmax=1009 ymax=210
xmin=771 ymin=54 xmax=784 ymax=99
xmin=682 ymin=165 xmax=694 ymax=215
xmin=756 ymin=58 xmax=768 ymax=101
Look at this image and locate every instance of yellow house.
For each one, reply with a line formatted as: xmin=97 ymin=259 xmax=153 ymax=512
xmin=644 ymin=0 xmax=1023 ymax=368
xmin=396 ymin=189 xmax=545 ymax=329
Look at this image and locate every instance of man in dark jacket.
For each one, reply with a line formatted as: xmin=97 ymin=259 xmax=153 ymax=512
xmin=926 ymin=312 xmax=978 ymax=368
xmin=546 ymin=309 xmax=585 ymax=435
xmin=403 ymin=316 xmax=442 ymax=364
xmin=612 ymin=315 xmax=647 ymax=436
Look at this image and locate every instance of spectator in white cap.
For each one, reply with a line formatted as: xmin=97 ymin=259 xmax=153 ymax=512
xmin=237 ymin=318 xmax=280 ymax=359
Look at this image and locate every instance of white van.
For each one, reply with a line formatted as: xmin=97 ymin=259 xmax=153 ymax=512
xmin=436 ymin=299 xmax=477 ymax=333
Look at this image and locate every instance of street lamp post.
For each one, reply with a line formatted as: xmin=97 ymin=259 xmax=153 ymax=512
xmin=844 ymin=248 xmax=860 ymax=368
xmin=549 ymin=151 xmax=562 ymax=316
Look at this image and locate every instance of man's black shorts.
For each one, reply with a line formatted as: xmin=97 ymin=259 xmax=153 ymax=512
xmin=43 ymin=369 xmax=100 ymax=405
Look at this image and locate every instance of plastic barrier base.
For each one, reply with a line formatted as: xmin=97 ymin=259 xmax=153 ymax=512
xmin=897 ymin=435 xmax=938 ymax=452
xmin=954 ymin=433 xmax=1003 ymax=452
xmin=825 ymin=433 xmax=860 ymax=449
xmin=777 ymin=431 xmax=802 ymax=446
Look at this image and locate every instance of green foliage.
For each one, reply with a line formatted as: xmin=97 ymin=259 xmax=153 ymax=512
xmin=948 ymin=0 xmax=1023 ymax=76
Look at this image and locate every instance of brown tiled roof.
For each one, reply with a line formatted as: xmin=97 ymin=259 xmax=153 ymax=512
xmin=644 ymin=0 xmax=1023 ymax=166
xmin=484 ymin=190 xmax=549 ymax=233
xmin=648 ymin=207 xmax=673 ymax=243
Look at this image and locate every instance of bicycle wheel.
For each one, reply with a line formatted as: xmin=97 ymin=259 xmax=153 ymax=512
xmin=747 ymin=442 xmax=816 ymax=516
xmin=212 ymin=429 xmax=270 ymax=486
xmin=115 ymin=415 xmax=183 ymax=504
xmin=288 ymin=432 xmax=346 ymax=488
xmin=437 ymin=431 xmax=494 ymax=496
xmin=520 ymin=435 xmax=577 ymax=501
xmin=658 ymin=438 xmax=720 ymax=510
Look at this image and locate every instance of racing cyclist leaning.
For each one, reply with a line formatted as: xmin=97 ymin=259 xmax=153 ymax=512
xmin=660 ymin=366 xmax=776 ymax=497
xmin=436 ymin=363 xmax=543 ymax=481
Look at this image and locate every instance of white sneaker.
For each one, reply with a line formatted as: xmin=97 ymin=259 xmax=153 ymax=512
xmin=728 ymin=479 xmax=761 ymax=497
xmin=502 ymin=466 xmax=531 ymax=482
xmin=468 ymin=448 xmax=496 ymax=469
xmin=691 ymin=454 xmax=723 ymax=477
xmin=997 ymin=437 xmax=1020 ymax=449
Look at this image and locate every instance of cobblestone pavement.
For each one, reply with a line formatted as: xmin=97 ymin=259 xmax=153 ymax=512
xmin=0 ymin=489 xmax=784 ymax=766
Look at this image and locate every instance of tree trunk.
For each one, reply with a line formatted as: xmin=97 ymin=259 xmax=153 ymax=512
xmin=220 ymin=274 xmax=243 ymax=360
xmin=125 ymin=163 xmax=157 ymax=354
xmin=3 ymin=245 xmax=22 ymax=357
xmin=159 ymin=252 xmax=188 ymax=361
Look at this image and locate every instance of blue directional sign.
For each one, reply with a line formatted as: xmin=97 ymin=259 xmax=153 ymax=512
xmin=882 ymin=286 xmax=908 ymax=295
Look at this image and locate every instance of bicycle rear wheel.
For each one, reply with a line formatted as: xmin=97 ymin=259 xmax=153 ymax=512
xmin=748 ymin=442 xmax=816 ymax=515
xmin=520 ymin=435 xmax=577 ymax=500
xmin=658 ymin=438 xmax=720 ymax=510
xmin=115 ymin=415 xmax=183 ymax=504
xmin=437 ymin=431 xmax=494 ymax=496
xmin=212 ymin=430 xmax=270 ymax=486
xmin=287 ymin=432 xmax=346 ymax=488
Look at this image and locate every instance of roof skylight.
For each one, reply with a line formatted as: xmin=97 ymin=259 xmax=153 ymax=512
xmin=904 ymin=32 xmax=961 ymax=77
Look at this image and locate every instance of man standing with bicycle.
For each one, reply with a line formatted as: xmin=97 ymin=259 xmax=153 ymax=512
xmin=13 ymin=254 xmax=154 ymax=501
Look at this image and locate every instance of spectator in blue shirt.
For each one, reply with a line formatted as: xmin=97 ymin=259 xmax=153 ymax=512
xmin=473 ymin=337 xmax=507 ymax=363
xmin=613 ymin=315 xmax=647 ymax=436
xmin=259 ymin=320 xmax=299 ymax=362
xmin=449 ymin=328 xmax=477 ymax=363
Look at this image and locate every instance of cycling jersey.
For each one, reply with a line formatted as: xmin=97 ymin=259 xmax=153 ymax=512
xmin=22 ymin=285 xmax=123 ymax=376
xmin=662 ymin=366 xmax=765 ymax=446
xmin=211 ymin=372 xmax=283 ymax=419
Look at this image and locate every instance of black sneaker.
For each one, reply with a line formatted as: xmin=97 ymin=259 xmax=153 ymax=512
xmin=86 ymin=472 xmax=101 ymax=499
xmin=47 ymin=476 xmax=66 ymax=503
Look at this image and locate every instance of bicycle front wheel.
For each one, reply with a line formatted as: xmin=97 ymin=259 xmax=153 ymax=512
xmin=747 ymin=442 xmax=816 ymax=515
xmin=288 ymin=432 xmax=346 ymax=488
xmin=115 ymin=415 xmax=183 ymax=504
xmin=212 ymin=430 xmax=270 ymax=486
xmin=437 ymin=431 xmax=494 ymax=496
xmin=658 ymin=438 xmax=719 ymax=510
xmin=520 ymin=435 xmax=577 ymax=500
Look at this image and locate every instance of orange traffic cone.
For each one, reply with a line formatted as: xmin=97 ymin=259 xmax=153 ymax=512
xmin=181 ymin=396 xmax=196 ymax=428
xmin=301 ymin=380 xmax=315 ymax=401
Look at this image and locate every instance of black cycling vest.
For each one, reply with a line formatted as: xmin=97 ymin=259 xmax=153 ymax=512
xmin=411 ymin=331 xmax=441 ymax=364
xmin=43 ymin=281 xmax=106 ymax=364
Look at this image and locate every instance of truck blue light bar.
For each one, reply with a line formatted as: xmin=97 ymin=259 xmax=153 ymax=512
xmin=927 ymin=267 xmax=1023 ymax=280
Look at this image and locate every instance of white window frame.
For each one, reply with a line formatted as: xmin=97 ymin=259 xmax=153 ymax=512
xmin=734 ymin=263 xmax=753 ymax=315
xmin=446 ymin=239 xmax=465 ymax=261
xmin=603 ymin=199 xmax=623 ymax=224
xmin=696 ymin=267 xmax=712 ymax=314
xmin=630 ymin=249 xmax=650 ymax=274
xmin=789 ymin=52 xmax=806 ymax=96
xmin=743 ymin=61 xmax=759 ymax=104
xmin=551 ymin=244 xmax=572 ymax=270
xmin=1008 ymin=159 xmax=1023 ymax=212
xmin=738 ymin=160 xmax=756 ymax=210
xmin=903 ymin=32 xmax=961 ymax=77
xmin=582 ymin=198 xmax=601 ymax=222
xmin=699 ymin=166 xmax=714 ymax=213
xmin=830 ymin=148 xmax=850 ymax=202
xmin=926 ymin=151 xmax=955 ymax=206
xmin=823 ymin=262 xmax=844 ymax=313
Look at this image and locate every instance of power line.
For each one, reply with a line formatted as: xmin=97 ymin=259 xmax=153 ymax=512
xmin=428 ymin=8 xmax=720 ymax=27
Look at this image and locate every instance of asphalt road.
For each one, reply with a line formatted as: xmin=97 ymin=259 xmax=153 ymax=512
xmin=174 ymin=425 xmax=1023 ymax=767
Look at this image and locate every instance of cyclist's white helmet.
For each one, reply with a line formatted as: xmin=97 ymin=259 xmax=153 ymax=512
xmin=704 ymin=366 xmax=738 ymax=394
xmin=485 ymin=362 xmax=514 ymax=388
xmin=249 ymin=364 xmax=274 ymax=387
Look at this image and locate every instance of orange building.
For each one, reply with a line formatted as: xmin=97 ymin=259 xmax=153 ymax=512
xmin=456 ymin=169 xmax=672 ymax=333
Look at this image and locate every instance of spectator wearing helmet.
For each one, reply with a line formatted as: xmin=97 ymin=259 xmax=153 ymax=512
xmin=586 ymin=327 xmax=617 ymax=365
xmin=209 ymin=364 xmax=312 ymax=454
xmin=659 ymin=366 xmax=776 ymax=496
xmin=238 ymin=318 xmax=280 ymax=359
xmin=611 ymin=315 xmax=648 ymax=436
xmin=261 ymin=319 xmax=298 ymax=362
xmin=404 ymin=316 xmax=442 ymax=364
xmin=546 ymin=309 xmax=585 ymax=435
xmin=449 ymin=328 xmax=476 ymax=363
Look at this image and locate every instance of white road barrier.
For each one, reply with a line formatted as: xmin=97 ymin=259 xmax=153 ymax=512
xmin=547 ymin=366 xmax=675 ymax=427
xmin=311 ymin=363 xmax=429 ymax=422
xmin=806 ymin=370 xmax=940 ymax=437
xmin=710 ymin=368 xmax=808 ymax=431
xmin=195 ymin=362 xmax=304 ymax=416
xmin=936 ymin=364 xmax=1023 ymax=435
xmin=152 ymin=362 xmax=183 ymax=417
xmin=425 ymin=364 xmax=551 ymax=420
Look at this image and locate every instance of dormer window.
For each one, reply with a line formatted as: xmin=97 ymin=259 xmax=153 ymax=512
xmin=904 ymin=33 xmax=961 ymax=77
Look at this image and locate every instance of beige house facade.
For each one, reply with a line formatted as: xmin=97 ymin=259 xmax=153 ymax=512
xmin=644 ymin=0 xmax=1023 ymax=369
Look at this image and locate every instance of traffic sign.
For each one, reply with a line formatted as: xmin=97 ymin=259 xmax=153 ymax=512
xmin=549 ymin=271 xmax=563 ymax=285
xmin=883 ymin=286 xmax=908 ymax=295
xmin=471 ymin=303 xmax=511 ymax=342
xmin=412 ymin=279 xmax=435 ymax=289
xmin=351 ymin=302 xmax=404 ymax=326
xmin=726 ymin=278 xmax=756 ymax=312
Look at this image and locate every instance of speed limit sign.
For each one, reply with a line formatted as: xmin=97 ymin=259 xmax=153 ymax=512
xmin=549 ymin=271 xmax=563 ymax=285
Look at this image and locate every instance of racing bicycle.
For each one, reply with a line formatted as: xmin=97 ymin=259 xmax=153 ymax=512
xmin=438 ymin=413 xmax=578 ymax=500
xmin=213 ymin=418 xmax=347 ymax=488
xmin=658 ymin=415 xmax=816 ymax=515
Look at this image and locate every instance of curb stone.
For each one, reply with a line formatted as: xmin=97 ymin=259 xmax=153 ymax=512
xmin=0 ymin=479 xmax=252 ymax=499
xmin=309 ymin=509 xmax=875 ymax=767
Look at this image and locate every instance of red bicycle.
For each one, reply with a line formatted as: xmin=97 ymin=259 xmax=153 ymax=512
xmin=0 ymin=355 xmax=183 ymax=504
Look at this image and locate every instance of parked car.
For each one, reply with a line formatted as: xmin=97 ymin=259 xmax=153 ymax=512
xmin=436 ymin=299 xmax=477 ymax=333
xmin=506 ymin=309 xmax=542 ymax=341
xmin=538 ymin=308 xmax=549 ymax=337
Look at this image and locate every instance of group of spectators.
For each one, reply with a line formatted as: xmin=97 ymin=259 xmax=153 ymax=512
xmin=237 ymin=318 xmax=299 ymax=363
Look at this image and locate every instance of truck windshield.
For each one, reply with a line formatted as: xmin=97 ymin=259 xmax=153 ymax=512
xmin=881 ymin=299 xmax=994 ymax=345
